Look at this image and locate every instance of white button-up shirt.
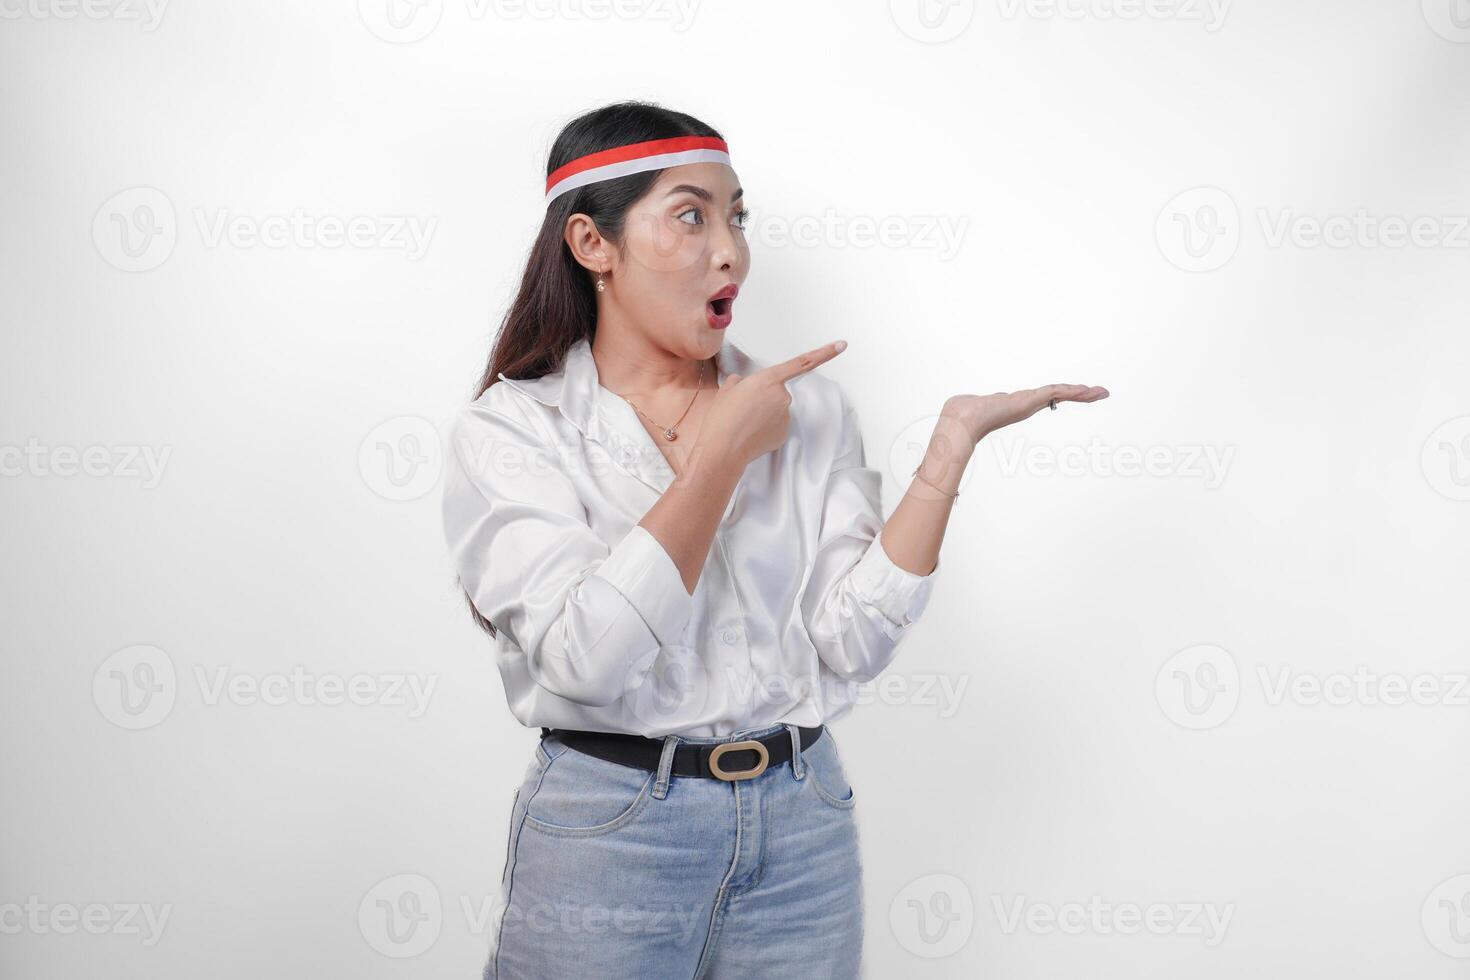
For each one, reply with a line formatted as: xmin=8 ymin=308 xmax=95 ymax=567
xmin=441 ymin=335 xmax=940 ymax=737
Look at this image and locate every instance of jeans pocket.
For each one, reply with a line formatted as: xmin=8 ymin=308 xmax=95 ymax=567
xmin=522 ymin=739 xmax=656 ymax=838
xmin=805 ymin=732 xmax=857 ymax=810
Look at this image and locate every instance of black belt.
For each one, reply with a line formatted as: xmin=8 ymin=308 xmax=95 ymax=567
xmin=542 ymin=725 xmax=824 ymax=781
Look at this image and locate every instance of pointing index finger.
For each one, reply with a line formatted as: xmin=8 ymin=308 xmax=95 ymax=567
xmin=763 ymin=340 xmax=848 ymax=384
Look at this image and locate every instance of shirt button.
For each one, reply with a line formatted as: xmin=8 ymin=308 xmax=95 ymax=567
xmin=720 ymin=628 xmax=738 ymax=645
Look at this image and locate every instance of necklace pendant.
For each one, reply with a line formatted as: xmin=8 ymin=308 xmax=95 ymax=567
xmin=663 ymin=428 xmax=677 ymax=441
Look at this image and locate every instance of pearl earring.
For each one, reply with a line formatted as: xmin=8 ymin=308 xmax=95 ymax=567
xmin=595 ymin=271 xmax=606 ymax=293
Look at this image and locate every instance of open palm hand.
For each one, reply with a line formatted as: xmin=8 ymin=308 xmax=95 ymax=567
xmin=942 ymin=383 xmax=1110 ymax=446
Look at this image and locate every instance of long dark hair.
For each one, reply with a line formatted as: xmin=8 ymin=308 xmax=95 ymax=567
xmin=460 ymin=100 xmax=726 ymax=637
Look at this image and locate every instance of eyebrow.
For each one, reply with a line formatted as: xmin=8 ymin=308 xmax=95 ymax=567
xmin=664 ymin=184 xmax=743 ymax=204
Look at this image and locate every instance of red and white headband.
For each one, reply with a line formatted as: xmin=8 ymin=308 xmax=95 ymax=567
xmin=544 ymin=135 xmax=732 ymax=205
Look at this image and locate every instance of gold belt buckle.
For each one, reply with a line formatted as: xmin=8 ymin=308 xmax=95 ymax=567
xmin=707 ymin=740 xmax=769 ymax=781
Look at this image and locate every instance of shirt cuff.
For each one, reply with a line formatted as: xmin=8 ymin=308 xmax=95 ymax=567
xmin=849 ymin=526 xmax=939 ymax=627
xmin=589 ymin=523 xmax=695 ymax=649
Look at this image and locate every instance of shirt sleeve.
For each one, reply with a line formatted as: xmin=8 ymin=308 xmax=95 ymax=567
xmin=800 ymin=388 xmax=940 ymax=683
xmin=442 ymin=400 xmax=696 ymax=707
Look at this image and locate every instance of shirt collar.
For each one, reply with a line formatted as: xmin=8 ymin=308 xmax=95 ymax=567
xmin=496 ymin=333 xmax=760 ymax=493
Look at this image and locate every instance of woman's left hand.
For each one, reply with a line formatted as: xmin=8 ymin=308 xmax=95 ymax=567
xmin=941 ymin=383 xmax=1110 ymax=447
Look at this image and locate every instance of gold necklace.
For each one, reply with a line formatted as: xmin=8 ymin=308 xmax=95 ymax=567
xmin=620 ymin=359 xmax=707 ymax=441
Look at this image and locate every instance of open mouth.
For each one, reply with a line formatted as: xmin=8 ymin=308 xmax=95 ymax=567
xmin=706 ymin=284 xmax=738 ymax=327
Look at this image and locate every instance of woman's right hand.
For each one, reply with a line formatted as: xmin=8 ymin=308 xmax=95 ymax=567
xmin=695 ymin=340 xmax=848 ymax=471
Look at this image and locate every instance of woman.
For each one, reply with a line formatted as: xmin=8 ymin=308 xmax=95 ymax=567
xmin=442 ymin=101 xmax=1108 ymax=978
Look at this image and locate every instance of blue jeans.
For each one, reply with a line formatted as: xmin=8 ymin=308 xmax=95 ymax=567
xmin=485 ymin=722 xmax=863 ymax=979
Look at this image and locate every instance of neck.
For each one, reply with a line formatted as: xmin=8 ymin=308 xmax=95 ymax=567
xmin=590 ymin=322 xmax=713 ymax=399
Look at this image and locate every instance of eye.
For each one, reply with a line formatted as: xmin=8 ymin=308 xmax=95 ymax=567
xmin=733 ymin=207 xmax=750 ymax=230
xmin=676 ymin=206 xmax=703 ymax=226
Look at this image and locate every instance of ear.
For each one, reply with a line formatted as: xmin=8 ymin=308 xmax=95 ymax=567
xmin=563 ymin=212 xmax=613 ymax=275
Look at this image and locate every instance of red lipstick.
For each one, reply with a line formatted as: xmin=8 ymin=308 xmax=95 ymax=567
xmin=706 ymin=283 xmax=738 ymax=330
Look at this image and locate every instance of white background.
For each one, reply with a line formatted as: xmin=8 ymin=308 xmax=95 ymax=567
xmin=3 ymin=1 xmax=1469 ymax=977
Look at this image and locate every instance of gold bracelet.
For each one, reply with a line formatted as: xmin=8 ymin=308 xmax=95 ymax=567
xmin=911 ymin=466 xmax=959 ymax=499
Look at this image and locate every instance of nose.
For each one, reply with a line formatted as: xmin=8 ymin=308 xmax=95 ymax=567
xmin=709 ymin=214 xmax=747 ymax=273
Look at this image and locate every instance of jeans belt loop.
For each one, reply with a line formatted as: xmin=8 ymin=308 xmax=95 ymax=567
xmin=787 ymin=723 xmax=806 ymax=780
xmin=652 ymin=734 xmax=680 ymax=799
